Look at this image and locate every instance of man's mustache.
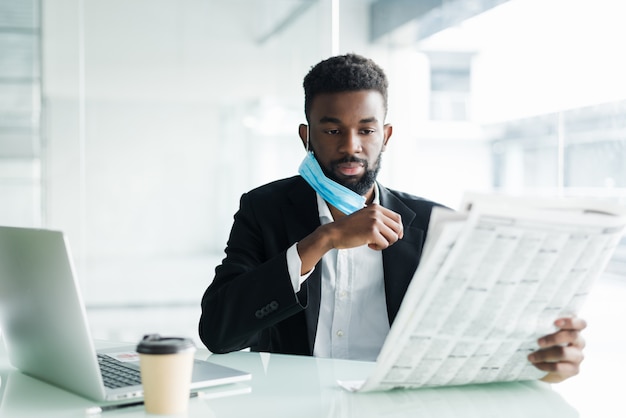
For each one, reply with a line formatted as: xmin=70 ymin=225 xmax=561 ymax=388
xmin=331 ymin=156 xmax=369 ymax=169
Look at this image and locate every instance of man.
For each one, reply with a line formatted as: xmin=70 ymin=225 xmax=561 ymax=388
xmin=199 ymin=53 xmax=585 ymax=383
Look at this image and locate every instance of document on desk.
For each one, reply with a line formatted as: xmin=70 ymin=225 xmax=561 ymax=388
xmin=339 ymin=193 xmax=626 ymax=392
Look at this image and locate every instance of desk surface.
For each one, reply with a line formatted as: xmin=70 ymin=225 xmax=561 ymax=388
xmin=0 ymin=338 xmax=623 ymax=418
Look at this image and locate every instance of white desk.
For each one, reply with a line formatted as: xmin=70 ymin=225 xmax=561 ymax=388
xmin=1 ymin=339 xmax=623 ymax=418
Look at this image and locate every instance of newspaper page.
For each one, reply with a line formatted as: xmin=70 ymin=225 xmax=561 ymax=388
xmin=339 ymin=194 xmax=626 ymax=392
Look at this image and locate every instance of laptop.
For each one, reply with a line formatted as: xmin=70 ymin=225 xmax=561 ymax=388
xmin=0 ymin=226 xmax=250 ymax=404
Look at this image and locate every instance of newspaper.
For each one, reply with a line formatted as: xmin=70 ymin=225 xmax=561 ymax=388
xmin=339 ymin=193 xmax=626 ymax=392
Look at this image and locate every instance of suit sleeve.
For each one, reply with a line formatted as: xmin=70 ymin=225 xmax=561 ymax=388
xmin=199 ymin=192 xmax=307 ymax=353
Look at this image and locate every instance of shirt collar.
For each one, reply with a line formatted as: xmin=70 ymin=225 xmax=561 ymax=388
xmin=316 ymin=183 xmax=380 ymax=223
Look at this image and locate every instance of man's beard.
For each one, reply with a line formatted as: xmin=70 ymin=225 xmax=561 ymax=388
xmin=321 ymin=153 xmax=382 ymax=196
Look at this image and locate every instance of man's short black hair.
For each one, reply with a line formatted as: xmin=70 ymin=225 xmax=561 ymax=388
xmin=303 ymin=53 xmax=389 ymax=122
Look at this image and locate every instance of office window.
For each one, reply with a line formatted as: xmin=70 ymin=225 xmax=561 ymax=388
xmin=0 ymin=0 xmax=41 ymax=227
xmin=427 ymin=49 xmax=473 ymax=122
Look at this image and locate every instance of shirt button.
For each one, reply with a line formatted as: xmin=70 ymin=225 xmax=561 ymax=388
xmin=336 ymin=330 xmax=344 ymax=337
xmin=339 ymin=291 xmax=347 ymax=299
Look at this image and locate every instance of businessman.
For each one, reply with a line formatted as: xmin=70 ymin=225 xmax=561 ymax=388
xmin=199 ymin=53 xmax=586 ymax=383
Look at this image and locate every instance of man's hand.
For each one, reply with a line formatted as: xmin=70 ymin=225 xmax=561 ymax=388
xmin=528 ymin=317 xmax=587 ymax=383
xmin=325 ymin=204 xmax=404 ymax=251
xmin=296 ymin=204 xmax=403 ymax=274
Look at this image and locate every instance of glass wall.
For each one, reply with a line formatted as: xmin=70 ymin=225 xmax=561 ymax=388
xmin=0 ymin=0 xmax=42 ymax=227
xmin=1 ymin=0 xmax=624 ymax=344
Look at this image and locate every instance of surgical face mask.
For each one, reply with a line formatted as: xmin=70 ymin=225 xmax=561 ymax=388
xmin=298 ymin=151 xmax=366 ymax=215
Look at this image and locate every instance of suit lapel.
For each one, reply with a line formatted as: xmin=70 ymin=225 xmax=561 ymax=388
xmin=379 ymin=185 xmax=425 ymax=325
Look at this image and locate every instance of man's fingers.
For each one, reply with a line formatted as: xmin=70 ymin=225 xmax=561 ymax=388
xmin=528 ymin=316 xmax=588 ymax=383
xmin=529 ymin=345 xmax=584 ymax=364
xmin=371 ymin=204 xmax=404 ymax=239
xmin=538 ymin=329 xmax=586 ymax=349
xmin=529 ymin=344 xmax=585 ymax=383
xmin=534 ymin=361 xmax=581 ymax=382
xmin=368 ymin=224 xmax=401 ymax=250
xmin=359 ymin=204 xmax=403 ymax=249
xmin=554 ymin=316 xmax=587 ymax=330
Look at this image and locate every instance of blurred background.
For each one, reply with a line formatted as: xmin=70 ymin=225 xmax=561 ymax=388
xmin=1 ymin=0 xmax=625 ymax=350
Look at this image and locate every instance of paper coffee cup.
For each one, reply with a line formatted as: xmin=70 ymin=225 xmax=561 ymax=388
xmin=136 ymin=334 xmax=196 ymax=415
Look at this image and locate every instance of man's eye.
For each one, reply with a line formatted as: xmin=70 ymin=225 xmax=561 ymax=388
xmin=361 ymin=129 xmax=375 ymax=135
xmin=325 ymin=129 xmax=340 ymax=135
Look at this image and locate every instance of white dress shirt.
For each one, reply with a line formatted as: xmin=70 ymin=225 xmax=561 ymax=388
xmin=286 ymin=185 xmax=390 ymax=361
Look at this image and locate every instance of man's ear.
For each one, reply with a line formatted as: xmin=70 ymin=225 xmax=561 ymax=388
xmin=382 ymin=123 xmax=393 ymax=151
xmin=298 ymin=124 xmax=309 ymax=150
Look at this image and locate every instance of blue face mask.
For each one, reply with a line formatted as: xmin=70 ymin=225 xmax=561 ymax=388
xmin=298 ymin=151 xmax=366 ymax=215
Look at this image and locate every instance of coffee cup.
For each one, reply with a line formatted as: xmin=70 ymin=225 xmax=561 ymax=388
xmin=136 ymin=334 xmax=196 ymax=415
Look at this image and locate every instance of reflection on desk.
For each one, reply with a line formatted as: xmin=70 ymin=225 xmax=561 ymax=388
xmin=203 ymin=351 xmax=577 ymax=418
xmin=0 ymin=349 xmax=578 ymax=417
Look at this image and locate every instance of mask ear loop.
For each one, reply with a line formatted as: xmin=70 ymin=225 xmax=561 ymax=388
xmin=306 ymin=126 xmax=311 ymax=153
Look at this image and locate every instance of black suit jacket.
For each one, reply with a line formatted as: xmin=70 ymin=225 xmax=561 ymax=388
xmin=199 ymin=176 xmax=443 ymax=356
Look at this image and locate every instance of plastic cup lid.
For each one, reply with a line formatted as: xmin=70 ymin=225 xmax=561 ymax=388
xmin=136 ymin=334 xmax=196 ymax=354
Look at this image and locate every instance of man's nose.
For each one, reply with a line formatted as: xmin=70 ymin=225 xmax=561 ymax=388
xmin=339 ymin=131 xmax=362 ymax=154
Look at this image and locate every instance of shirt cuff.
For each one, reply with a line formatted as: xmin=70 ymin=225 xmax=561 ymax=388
xmin=286 ymin=243 xmax=314 ymax=293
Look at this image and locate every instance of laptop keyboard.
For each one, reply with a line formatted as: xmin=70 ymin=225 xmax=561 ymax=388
xmin=97 ymin=354 xmax=143 ymax=389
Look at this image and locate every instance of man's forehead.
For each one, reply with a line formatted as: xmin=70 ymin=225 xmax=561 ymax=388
xmin=311 ymin=89 xmax=384 ymax=103
xmin=310 ymin=90 xmax=386 ymax=121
